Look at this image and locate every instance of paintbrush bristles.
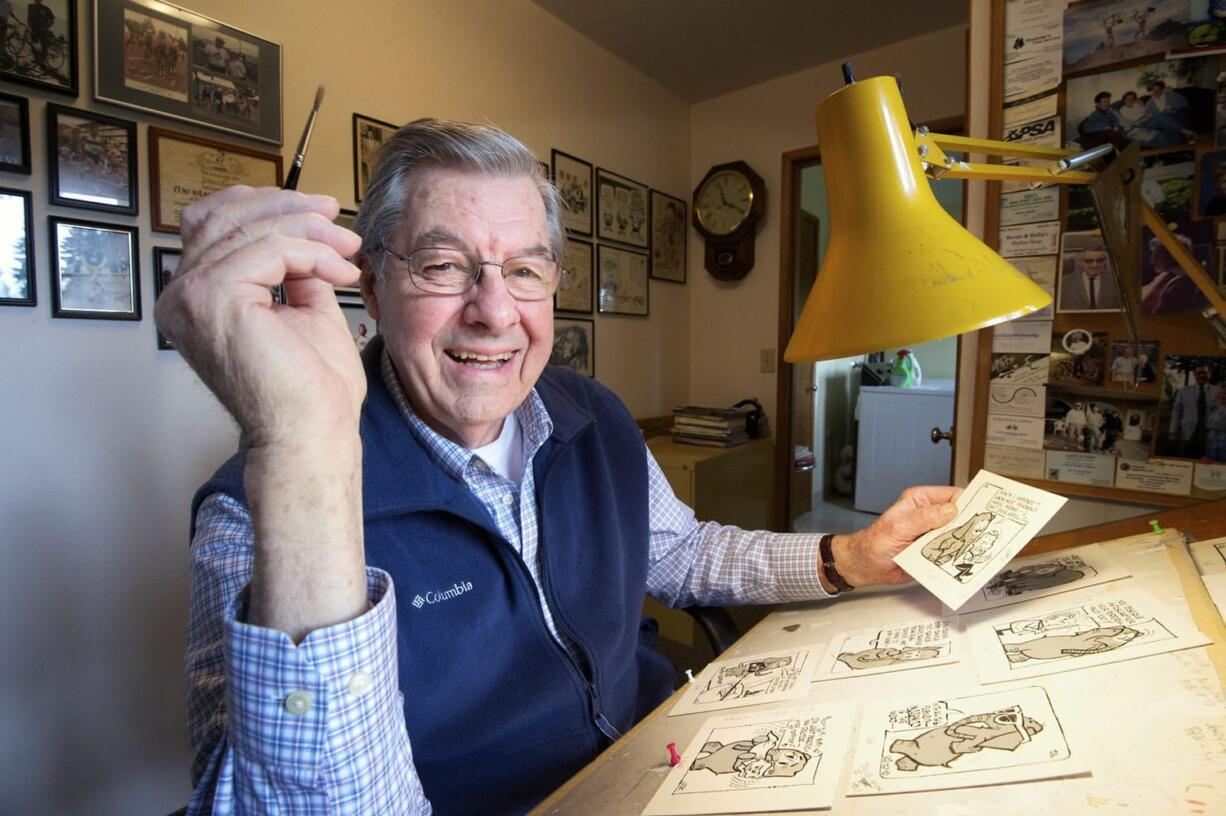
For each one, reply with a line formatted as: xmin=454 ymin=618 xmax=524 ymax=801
xmin=312 ymin=85 xmax=325 ymax=111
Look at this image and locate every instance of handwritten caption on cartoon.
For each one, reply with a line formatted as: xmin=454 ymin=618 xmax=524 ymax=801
xmin=893 ymin=470 xmax=1067 ymax=611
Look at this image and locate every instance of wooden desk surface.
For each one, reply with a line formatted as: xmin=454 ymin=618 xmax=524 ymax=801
xmin=532 ymin=501 xmax=1226 ymax=815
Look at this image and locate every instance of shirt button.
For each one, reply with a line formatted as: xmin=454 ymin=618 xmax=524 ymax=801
xmin=283 ymin=690 xmax=313 ymax=716
xmin=503 ymin=493 xmax=514 ymax=506
xmin=347 ymin=671 xmax=374 ymax=697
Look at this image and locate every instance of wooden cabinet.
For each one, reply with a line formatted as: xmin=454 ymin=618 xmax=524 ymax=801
xmin=644 ymin=437 xmax=775 ymax=645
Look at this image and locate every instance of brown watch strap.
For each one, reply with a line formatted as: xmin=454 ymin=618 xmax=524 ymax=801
xmin=819 ymin=534 xmax=854 ymax=594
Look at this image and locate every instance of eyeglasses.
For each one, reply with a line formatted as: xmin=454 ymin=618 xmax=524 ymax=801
xmin=378 ymin=246 xmax=560 ymax=301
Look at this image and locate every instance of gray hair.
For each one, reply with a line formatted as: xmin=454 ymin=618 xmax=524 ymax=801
xmin=353 ymin=118 xmax=564 ymax=279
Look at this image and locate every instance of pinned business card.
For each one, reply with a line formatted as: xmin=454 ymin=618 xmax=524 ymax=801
xmin=893 ymin=470 xmax=1067 ymax=611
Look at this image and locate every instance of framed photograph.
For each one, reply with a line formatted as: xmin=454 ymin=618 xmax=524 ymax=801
xmin=1156 ymin=355 xmax=1226 ymax=460
xmin=353 ymin=113 xmax=397 ymax=202
xmin=1109 ymin=340 xmax=1160 ymax=386
xmin=47 ymin=104 xmax=137 ymax=215
xmin=551 ymin=149 xmax=592 ymax=236
xmin=1057 ymin=231 xmax=1120 ymax=313
xmin=1063 ymin=0 xmax=1190 ymax=76
xmin=1142 ymin=150 xmax=1194 ymax=224
xmin=49 ymin=215 xmax=139 ymax=320
xmin=1140 ymin=220 xmax=1214 ymax=315
xmin=1049 ymin=328 xmax=1108 ymax=387
xmin=0 ymin=93 xmax=31 ymax=174
xmin=148 ymin=125 xmax=282 ymax=233
xmin=1199 ymin=149 xmax=1226 ymax=218
xmin=332 ymin=207 xmax=363 ymax=302
xmin=94 ymin=0 xmax=283 ymax=144
xmin=597 ymin=244 xmax=648 ymax=316
xmin=341 ymin=301 xmax=376 ymax=354
xmin=649 ymin=190 xmax=686 ymax=283
xmin=596 ymin=167 xmax=648 ymax=248
xmin=0 ymin=0 xmax=79 ymax=96
xmin=556 ymin=237 xmax=593 ymax=313
xmin=551 ymin=317 xmax=594 ymax=377
xmin=0 ymin=187 xmax=35 ymax=306
xmin=152 ymin=246 xmax=180 ymax=349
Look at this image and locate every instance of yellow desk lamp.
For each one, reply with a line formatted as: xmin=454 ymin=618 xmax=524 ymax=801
xmin=784 ymin=68 xmax=1226 ymax=364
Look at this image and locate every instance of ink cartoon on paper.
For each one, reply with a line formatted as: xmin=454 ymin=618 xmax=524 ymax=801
xmin=888 ymin=705 xmax=1043 ymax=772
xmin=984 ymin=555 xmax=1095 ymax=599
xmin=818 ymin=618 xmax=958 ymax=680
xmin=672 ymin=715 xmax=833 ymax=795
xmin=991 ymin=598 xmax=1171 ymax=669
xmin=693 ymin=653 xmax=805 ymax=705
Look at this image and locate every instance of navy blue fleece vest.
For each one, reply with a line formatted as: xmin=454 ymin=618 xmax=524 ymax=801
xmin=192 ymin=338 xmax=675 ymax=814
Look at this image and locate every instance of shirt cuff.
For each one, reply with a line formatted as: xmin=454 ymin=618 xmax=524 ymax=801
xmin=762 ymin=531 xmax=832 ymax=603
xmin=222 ymin=568 xmax=399 ymax=779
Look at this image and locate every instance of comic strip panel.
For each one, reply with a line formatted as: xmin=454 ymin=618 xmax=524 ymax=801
xmin=643 ymin=707 xmax=852 ymax=815
xmin=846 ymin=685 xmax=1085 ymax=796
xmin=956 ymin=542 xmax=1131 ymax=614
xmin=668 ymin=646 xmax=818 ymax=717
xmin=967 ymin=592 xmax=1210 ymax=684
xmin=814 ymin=618 xmax=959 ymax=681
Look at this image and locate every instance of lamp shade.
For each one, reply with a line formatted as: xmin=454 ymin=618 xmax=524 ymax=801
xmin=783 ymin=76 xmax=1052 ymax=363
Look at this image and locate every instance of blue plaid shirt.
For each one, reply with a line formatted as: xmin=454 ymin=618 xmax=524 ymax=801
xmin=185 ymin=353 xmax=828 ymax=814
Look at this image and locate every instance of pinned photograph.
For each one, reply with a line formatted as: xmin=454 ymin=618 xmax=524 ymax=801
xmin=0 ymin=188 xmax=34 ymax=307
xmin=1043 ymin=388 xmax=1154 ymax=459
xmin=1156 ymin=354 xmax=1226 ymax=459
xmin=1140 ymin=220 xmax=1214 ymax=315
xmin=549 ymin=317 xmax=594 ymax=378
xmin=1063 ymin=1 xmax=1191 ymax=75
xmin=49 ymin=216 xmax=140 ymax=320
xmin=1065 ymin=57 xmax=1213 ymax=151
xmin=353 ymin=113 xmax=398 ymax=202
xmin=47 ymin=105 xmax=137 ymax=215
xmin=1057 ymin=232 xmax=1119 ymax=312
xmin=1140 ymin=150 xmax=1194 ymax=225
xmin=1050 ymin=328 xmax=1107 ymax=386
xmin=1109 ymin=340 xmax=1159 ymax=385
xmin=1198 ymin=149 xmax=1226 ymax=217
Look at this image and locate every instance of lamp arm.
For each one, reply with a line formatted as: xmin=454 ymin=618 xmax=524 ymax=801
xmin=915 ymin=129 xmax=1226 ymax=320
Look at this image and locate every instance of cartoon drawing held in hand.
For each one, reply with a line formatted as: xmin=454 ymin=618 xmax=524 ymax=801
xmin=921 ymin=510 xmax=1005 ymax=583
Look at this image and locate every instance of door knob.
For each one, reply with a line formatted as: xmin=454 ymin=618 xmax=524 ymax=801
xmin=805 ymin=385 xmax=819 ymax=393
xmin=930 ymin=426 xmax=954 ymax=445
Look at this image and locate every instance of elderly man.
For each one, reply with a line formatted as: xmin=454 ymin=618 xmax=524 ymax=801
xmin=157 ymin=119 xmax=959 ymax=815
xmin=1169 ymin=365 xmax=1221 ymax=458
xmin=1059 ymin=240 xmax=1119 ymax=311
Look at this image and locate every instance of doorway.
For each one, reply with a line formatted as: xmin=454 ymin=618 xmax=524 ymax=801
xmin=774 ymin=118 xmax=966 ymax=533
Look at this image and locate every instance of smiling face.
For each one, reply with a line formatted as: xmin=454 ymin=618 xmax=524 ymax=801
xmin=364 ymin=169 xmax=554 ymax=447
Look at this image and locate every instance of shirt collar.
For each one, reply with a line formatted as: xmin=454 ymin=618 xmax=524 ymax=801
xmin=379 ymin=347 xmax=554 ymax=481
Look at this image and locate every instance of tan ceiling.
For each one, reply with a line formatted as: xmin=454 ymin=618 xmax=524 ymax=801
xmin=529 ymin=0 xmax=968 ymax=103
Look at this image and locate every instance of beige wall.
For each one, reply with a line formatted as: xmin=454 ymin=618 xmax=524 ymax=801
xmin=687 ymin=25 xmax=967 ymax=430
xmin=0 ymin=2 xmax=693 ymax=812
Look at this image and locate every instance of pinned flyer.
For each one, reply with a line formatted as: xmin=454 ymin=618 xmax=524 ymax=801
xmin=893 ymin=471 xmax=1067 ymax=611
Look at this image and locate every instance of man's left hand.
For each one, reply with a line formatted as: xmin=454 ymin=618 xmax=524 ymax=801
xmin=827 ymin=485 xmax=962 ymax=590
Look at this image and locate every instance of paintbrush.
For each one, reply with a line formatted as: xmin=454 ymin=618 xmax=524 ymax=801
xmin=284 ymin=85 xmax=325 ymax=190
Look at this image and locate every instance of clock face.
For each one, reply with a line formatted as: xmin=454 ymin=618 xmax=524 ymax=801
xmin=695 ymin=170 xmax=754 ymax=236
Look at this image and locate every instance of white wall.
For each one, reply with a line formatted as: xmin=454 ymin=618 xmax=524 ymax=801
xmin=687 ymin=25 xmax=968 ymax=431
xmin=0 ymin=2 xmax=691 ymax=812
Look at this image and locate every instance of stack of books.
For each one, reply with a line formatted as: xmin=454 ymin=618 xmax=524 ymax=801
xmin=671 ymin=405 xmax=751 ymax=448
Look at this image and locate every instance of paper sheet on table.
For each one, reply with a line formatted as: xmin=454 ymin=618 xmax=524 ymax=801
xmin=964 ymin=589 xmax=1210 ymax=684
xmin=1202 ymin=573 xmax=1226 ymax=623
xmin=894 ymin=470 xmax=1067 ymax=611
xmin=845 ymin=684 xmax=1087 ymax=796
xmin=642 ymin=705 xmax=852 ymax=815
xmin=668 ymin=646 xmax=819 ymax=717
xmin=950 ymin=542 xmax=1131 ymax=614
xmin=1189 ymin=535 xmax=1226 ymax=576
xmin=812 ymin=617 xmax=959 ymax=682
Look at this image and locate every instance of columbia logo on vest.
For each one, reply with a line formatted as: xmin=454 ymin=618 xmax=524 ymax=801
xmin=411 ymin=581 xmax=474 ymax=609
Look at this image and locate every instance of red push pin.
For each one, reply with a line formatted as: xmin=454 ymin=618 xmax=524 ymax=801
xmin=667 ymin=742 xmax=682 ymax=766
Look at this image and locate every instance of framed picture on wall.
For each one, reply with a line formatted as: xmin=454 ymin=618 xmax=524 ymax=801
xmin=47 ymin=104 xmax=137 ymax=215
xmin=353 ymin=113 xmax=398 ymax=202
xmin=551 ymin=149 xmax=593 ymax=236
xmin=0 ymin=188 xmax=35 ymax=307
xmin=49 ymin=215 xmax=140 ymax=320
xmin=597 ymin=244 xmax=648 ymax=316
xmin=152 ymin=246 xmax=181 ymax=349
xmin=649 ymin=190 xmax=686 ymax=283
xmin=556 ymin=237 xmax=593 ymax=313
xmin=148 ymin=125 xmax=282 ymax=232
xmin=596 ymin=167 xmax=648 ymax=248
xmin=341 ymin=301 xmax=377 ymax=354
xmin=551 ymin=317 xmax=594 ymax=377
xmin=0 ymin=93 xmax=32 ymax=174
xmin=333 ymin=207 xmax=363 ymax=302
xmin=0 ymin=0 xmax=79 ymax=96
xmin=93 ymin=0 xmax=283 ymax=144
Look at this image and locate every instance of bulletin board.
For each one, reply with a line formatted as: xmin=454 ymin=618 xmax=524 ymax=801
xmin=969 ymin=0 xmax=1226 ymax=506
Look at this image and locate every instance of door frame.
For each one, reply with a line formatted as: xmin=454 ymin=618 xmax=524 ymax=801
xmin=774 ymin=116 xmax=965 ymax=531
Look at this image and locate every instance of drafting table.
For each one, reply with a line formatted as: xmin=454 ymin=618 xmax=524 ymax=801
xmin=532 ymin=501 xmax=1226 ymax=815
